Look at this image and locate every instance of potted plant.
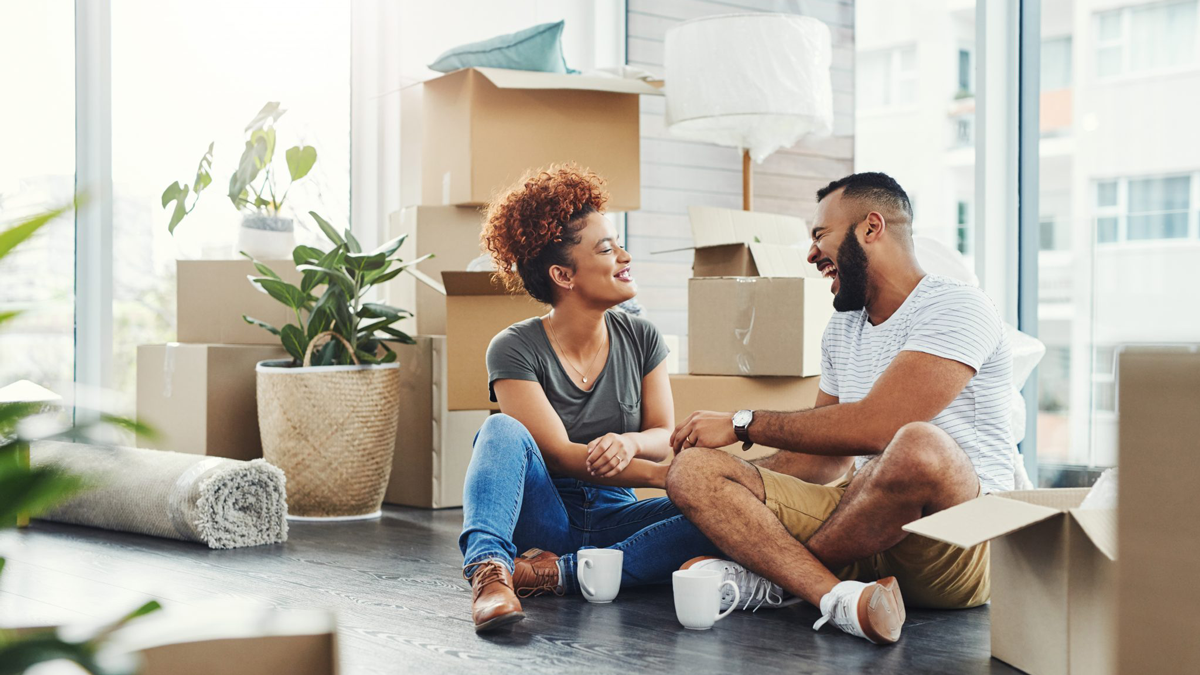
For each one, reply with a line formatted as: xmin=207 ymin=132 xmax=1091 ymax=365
xmin=243 ymin=211 xmax=428 ymax=520
xmin=162 ymin=102 xmax=317 ymax=259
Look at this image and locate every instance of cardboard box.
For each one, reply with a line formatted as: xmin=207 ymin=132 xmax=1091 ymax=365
xmin=137 ymin=343 xmax=287 ymax=460
xmin=636 ymin=373 xmax=821 ymax=500
xmin=675 ymin=206 xmax=811 ymax=278
xmin=904 ymin=489 xmax=1118 ymax=675
xmin=688 ymin=275 xmax=833 ymax=377
xmin=382 ymin=206 xmax=486 ymax=336
xmin=386 ymin=335 xmax=490 ymax=509
xmin=400 ymin=82 xmax=423 ymax=208
xmin=111 ymin=606 xmax=338 ymax=675
xmin=177 ymin=259 xmax=302 ymax=345
xmin=410 ymin=270 xmax=547 ymax=411
xmin=417 ymin=67 xmax=659 ymax=211
xmin=1116 ymin=348 xmax=1200 ymax=675
xmin=662 ymin=334 xmax=681 ymax=374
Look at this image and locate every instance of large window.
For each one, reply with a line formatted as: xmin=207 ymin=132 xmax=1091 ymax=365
xmin=856 ymin=46 xmax=919 ymax=111
xmin=107 ymin=1 xmax=353 ymax=399
xmin=1037 ymin=0 xmax=1200 ymax=472
xmin=1095 ymin=0 xmax=1199 ymax=79
xmin=0 ymin=0 xmax=75 ymax=392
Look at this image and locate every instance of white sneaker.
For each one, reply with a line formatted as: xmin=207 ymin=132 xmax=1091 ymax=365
xmin=813 ymin=577 xmax=905 ymax=645
xmin=680 ymin=557 xmax=801 ymax=611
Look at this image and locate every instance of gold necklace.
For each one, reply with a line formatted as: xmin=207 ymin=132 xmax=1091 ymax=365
xmin=546 ymin=314 xmax=607 ymax=384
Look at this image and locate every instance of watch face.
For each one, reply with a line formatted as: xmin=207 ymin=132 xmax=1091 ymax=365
xmin=733 ymin=410 xmax=752 ymax=427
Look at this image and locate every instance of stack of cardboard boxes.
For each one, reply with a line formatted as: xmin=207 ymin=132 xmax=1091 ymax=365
xmin=136 ymin=260 xmax=293 ymax=461
xmin=380 ymin=67 xmax=661 ymax=508
xmin=635 ymin=206 xmax=835 ymax=499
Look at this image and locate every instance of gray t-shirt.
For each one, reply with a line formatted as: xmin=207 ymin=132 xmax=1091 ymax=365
xmin=486 ymin=311 xmax=669 ymax=446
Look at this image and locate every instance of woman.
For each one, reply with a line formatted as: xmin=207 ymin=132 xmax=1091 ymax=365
xmin=459 ymin=165 xmax=719 ymax=632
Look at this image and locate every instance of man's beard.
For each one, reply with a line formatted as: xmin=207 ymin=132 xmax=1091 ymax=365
xmin=832 ymin=224 xmax=870 ymax=312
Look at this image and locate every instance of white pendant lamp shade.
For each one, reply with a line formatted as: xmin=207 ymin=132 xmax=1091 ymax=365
xmin=665 ymin=13 xmax=834 ymax=163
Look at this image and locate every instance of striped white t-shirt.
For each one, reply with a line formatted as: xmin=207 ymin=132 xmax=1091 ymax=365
xmin=819 ymin=274 xmax=1015 ymax=494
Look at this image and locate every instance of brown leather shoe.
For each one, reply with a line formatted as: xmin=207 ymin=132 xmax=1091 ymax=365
xmin=512 ymin=548 xmax=563 ymax=598
xmin=465 ymin=560 xmax=525 ymax=632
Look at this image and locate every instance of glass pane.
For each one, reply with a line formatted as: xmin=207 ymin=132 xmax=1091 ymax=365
xmin=1097 ymin=47 xmax=1123 ymax=78
xmin=856 ymin=1 xmax=976 ymax=268
xmin=0 ymin=0 xmax=75 ymax=392
xmin=1096 ymin=181 xmax=1118 ymax=207
xmin=1041 ymin=37 xmax=1072 ymax=90
xmin=1037 ymin=3 xmax=1200 ymax=474
xmin=1130 ymin=1 xmax=1197 ymax=72
xmin=856 ymin=50 xmax=891 ymax=109
xmin=109 ymin=0 xmax=352 ymax=403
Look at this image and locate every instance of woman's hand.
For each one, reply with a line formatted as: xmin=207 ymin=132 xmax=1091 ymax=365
xmin=586 ymin=433 xmax=638 ymax=478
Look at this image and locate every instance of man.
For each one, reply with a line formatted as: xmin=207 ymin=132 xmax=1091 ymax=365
xmin=666 ymin=172 xmax=1013 ymax=645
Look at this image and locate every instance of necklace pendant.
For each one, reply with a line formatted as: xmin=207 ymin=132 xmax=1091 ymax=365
xmin=582 ymin=377 xmax=588 ymax=383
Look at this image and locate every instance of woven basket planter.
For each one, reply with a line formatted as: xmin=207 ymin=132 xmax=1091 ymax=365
xmin=256 ymin=333 xmax=401 ymax=520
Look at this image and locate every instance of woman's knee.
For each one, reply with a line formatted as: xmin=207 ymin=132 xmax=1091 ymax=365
xmin=474 ymin=414 xmax=535 ymax=453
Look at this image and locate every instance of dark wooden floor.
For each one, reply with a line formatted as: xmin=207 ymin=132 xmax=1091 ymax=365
xmin=0 ymin=506 xmax=1019 ymax=675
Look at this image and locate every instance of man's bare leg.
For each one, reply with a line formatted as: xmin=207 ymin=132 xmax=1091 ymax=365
xmin=667 ymin=422 xmax=979 ymax=604
xmin=752 ymin=451 xmax=854 ymax=485
xmin=666 ymin=447 xmax=842 ymax=606
xmin=805 ymin=422 xmax=979 ymax=569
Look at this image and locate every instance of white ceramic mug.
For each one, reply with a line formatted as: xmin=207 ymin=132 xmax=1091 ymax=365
xmin=673 ymin=569 xmax=740 ymax=630
xmin=577 ymin=549 xmax=623 ymax=604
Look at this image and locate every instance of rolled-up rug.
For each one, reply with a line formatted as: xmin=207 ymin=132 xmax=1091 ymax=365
xmin=31 ymin=441 xmax=288 ymax=549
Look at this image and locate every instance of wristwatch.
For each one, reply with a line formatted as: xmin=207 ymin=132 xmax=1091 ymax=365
xmin=732 ymin=409 xmax=755 ymax=451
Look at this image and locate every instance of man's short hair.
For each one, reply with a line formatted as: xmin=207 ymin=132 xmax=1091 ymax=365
xmin=816 ymin=172 xmax=914 ymax=229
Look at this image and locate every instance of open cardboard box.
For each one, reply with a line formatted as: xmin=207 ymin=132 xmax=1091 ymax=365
xmin=904 ymin=489 xmax=1117 ymax=675
xmin=137 ymin=343 xmax=287 ymax=460
xmin=386 ymin=335 xmax=490 ymax=509
xmin=661 ymin=206 xmax=811 ymax=278
xmin=414 ymin=67 xmax=660 ymax=211
xmin=381 ymin=206 xmax=486 ymax=336
xmin=409 ymin=269 xmax=546 ymax=411
xmin=176 ymin=259 xmax=303 ymax=345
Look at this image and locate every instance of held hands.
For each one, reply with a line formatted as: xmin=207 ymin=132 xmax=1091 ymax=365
xmin=586 ymin=433 xmax=638 ymax=478
xmin=670 ymin=411 xmax=737 ymax=454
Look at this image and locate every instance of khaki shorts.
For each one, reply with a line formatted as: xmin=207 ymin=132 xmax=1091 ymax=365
xmin=756 ymin=466 xmax=990 ymax=610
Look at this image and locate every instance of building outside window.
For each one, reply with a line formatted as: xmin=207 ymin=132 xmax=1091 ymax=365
xmin=1095 ymin=0 xmax=1199 ymax=79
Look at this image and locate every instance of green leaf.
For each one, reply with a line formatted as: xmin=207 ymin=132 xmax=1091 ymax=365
xmin=243 ymin=315 xmax=281 ymax=336
xmin=193 ymin=142 xmax=214 ymax=195
xmin=359 ymin=303 xmax=410 ymax=320
xmin=371 ymin=233 xmax=407 ymax=258
xmin=0 ymin=466 xmax=86 ymax=526
xmin=378 ymin=326 xmax=417 ymax=344
xmin=99 ymin=414 xmax=157 ymax=441
xmin=310 ymin=211 xmax=345 ymax=247
xmin=344 ymin=228 xmax=362 ymax=254
xmin=0 ymin=310 xmax=21 ymax=328
xmin=357 ymin=316 xmax=401 ymax=336
xmin=285 ymin=145 xmax=317 ymax=182
xmin=161 ymin=182 xmax=191 ymax=234
xmin=379 ymin=350 xmax=398 ymax=364
xmin=292 ymin=244 xmax=325 ymax=266
xmin=0 ymin=206 xmax=71 ymax=262
xmin=245 ymin=101 xmax=285 ymax=132
xmin=249 ymin=128 xmax=276 ymax=170
xmin=345 ymin=252 xmax=387 ymax=273
xmin=306 ymin=305 xmax=332 ymax=340
xmin=253 ymin=278 xmax=307 ymax=310
xmin=239 ymin=251 xmax=282 ymax=280
xmin=229 ymin=137 xmax=267 ymax=206
xmin=297 ymin=264 xmax=354 ymax=297
xmin=279 ymin=324 xmax=307 ymax=362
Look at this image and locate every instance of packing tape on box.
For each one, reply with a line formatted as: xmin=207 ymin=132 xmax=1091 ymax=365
xmin=731 ymin=278 xmax=762 ymax=375
xmin=161 ymin=344 xmax=177 ymax=398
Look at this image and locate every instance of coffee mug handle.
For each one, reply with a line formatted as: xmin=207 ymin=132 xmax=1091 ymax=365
xmin=714 ymin=580 xmax=739 ymax=622
xmin=579 ymin=558 xmax=596 ymax=598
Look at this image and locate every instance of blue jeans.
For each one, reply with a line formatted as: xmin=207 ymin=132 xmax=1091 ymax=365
xmin=459 ymin=414 xmax=721 ymax=594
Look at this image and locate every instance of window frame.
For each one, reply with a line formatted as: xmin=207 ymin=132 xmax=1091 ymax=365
xmin=1094 ymin=0 xmax=1200 ymax=82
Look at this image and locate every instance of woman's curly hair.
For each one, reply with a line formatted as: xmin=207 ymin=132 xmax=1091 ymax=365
xmin=481 ymin=164 xmax=608 ymax=305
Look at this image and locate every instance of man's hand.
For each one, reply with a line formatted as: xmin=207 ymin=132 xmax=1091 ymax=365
xmin=586 ymin=433 xmax=638 ymax=478
xmin=670 ymin=411 xmax=737 ymax=454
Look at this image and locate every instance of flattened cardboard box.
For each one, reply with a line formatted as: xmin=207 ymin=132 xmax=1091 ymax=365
xmin=410 ymin=270 xmax=547 ymax=411
xmin=659 ymin=206 xmax=810 ymax=278
xmin=137 ymin=343 xmax=287 ymax=460
xmin=177 ymin=259 xmax=302 ymax=345
xmin=417 ymin=67 xmax=660 ymax=211
xmin=1117 ymin=348 xmax=1200 ymax=675
xmin=905 ymin=489 xmax=1117 ymax=675
xmin=382 ymin=206 xmax=486 ymax=336
xmin=635 ymin=374 xmax=821 ymax=500
xmin=386 ymin=335 xmax=490 ymax=509
xmin=688 ymin=275 xmax=833 ymax=377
